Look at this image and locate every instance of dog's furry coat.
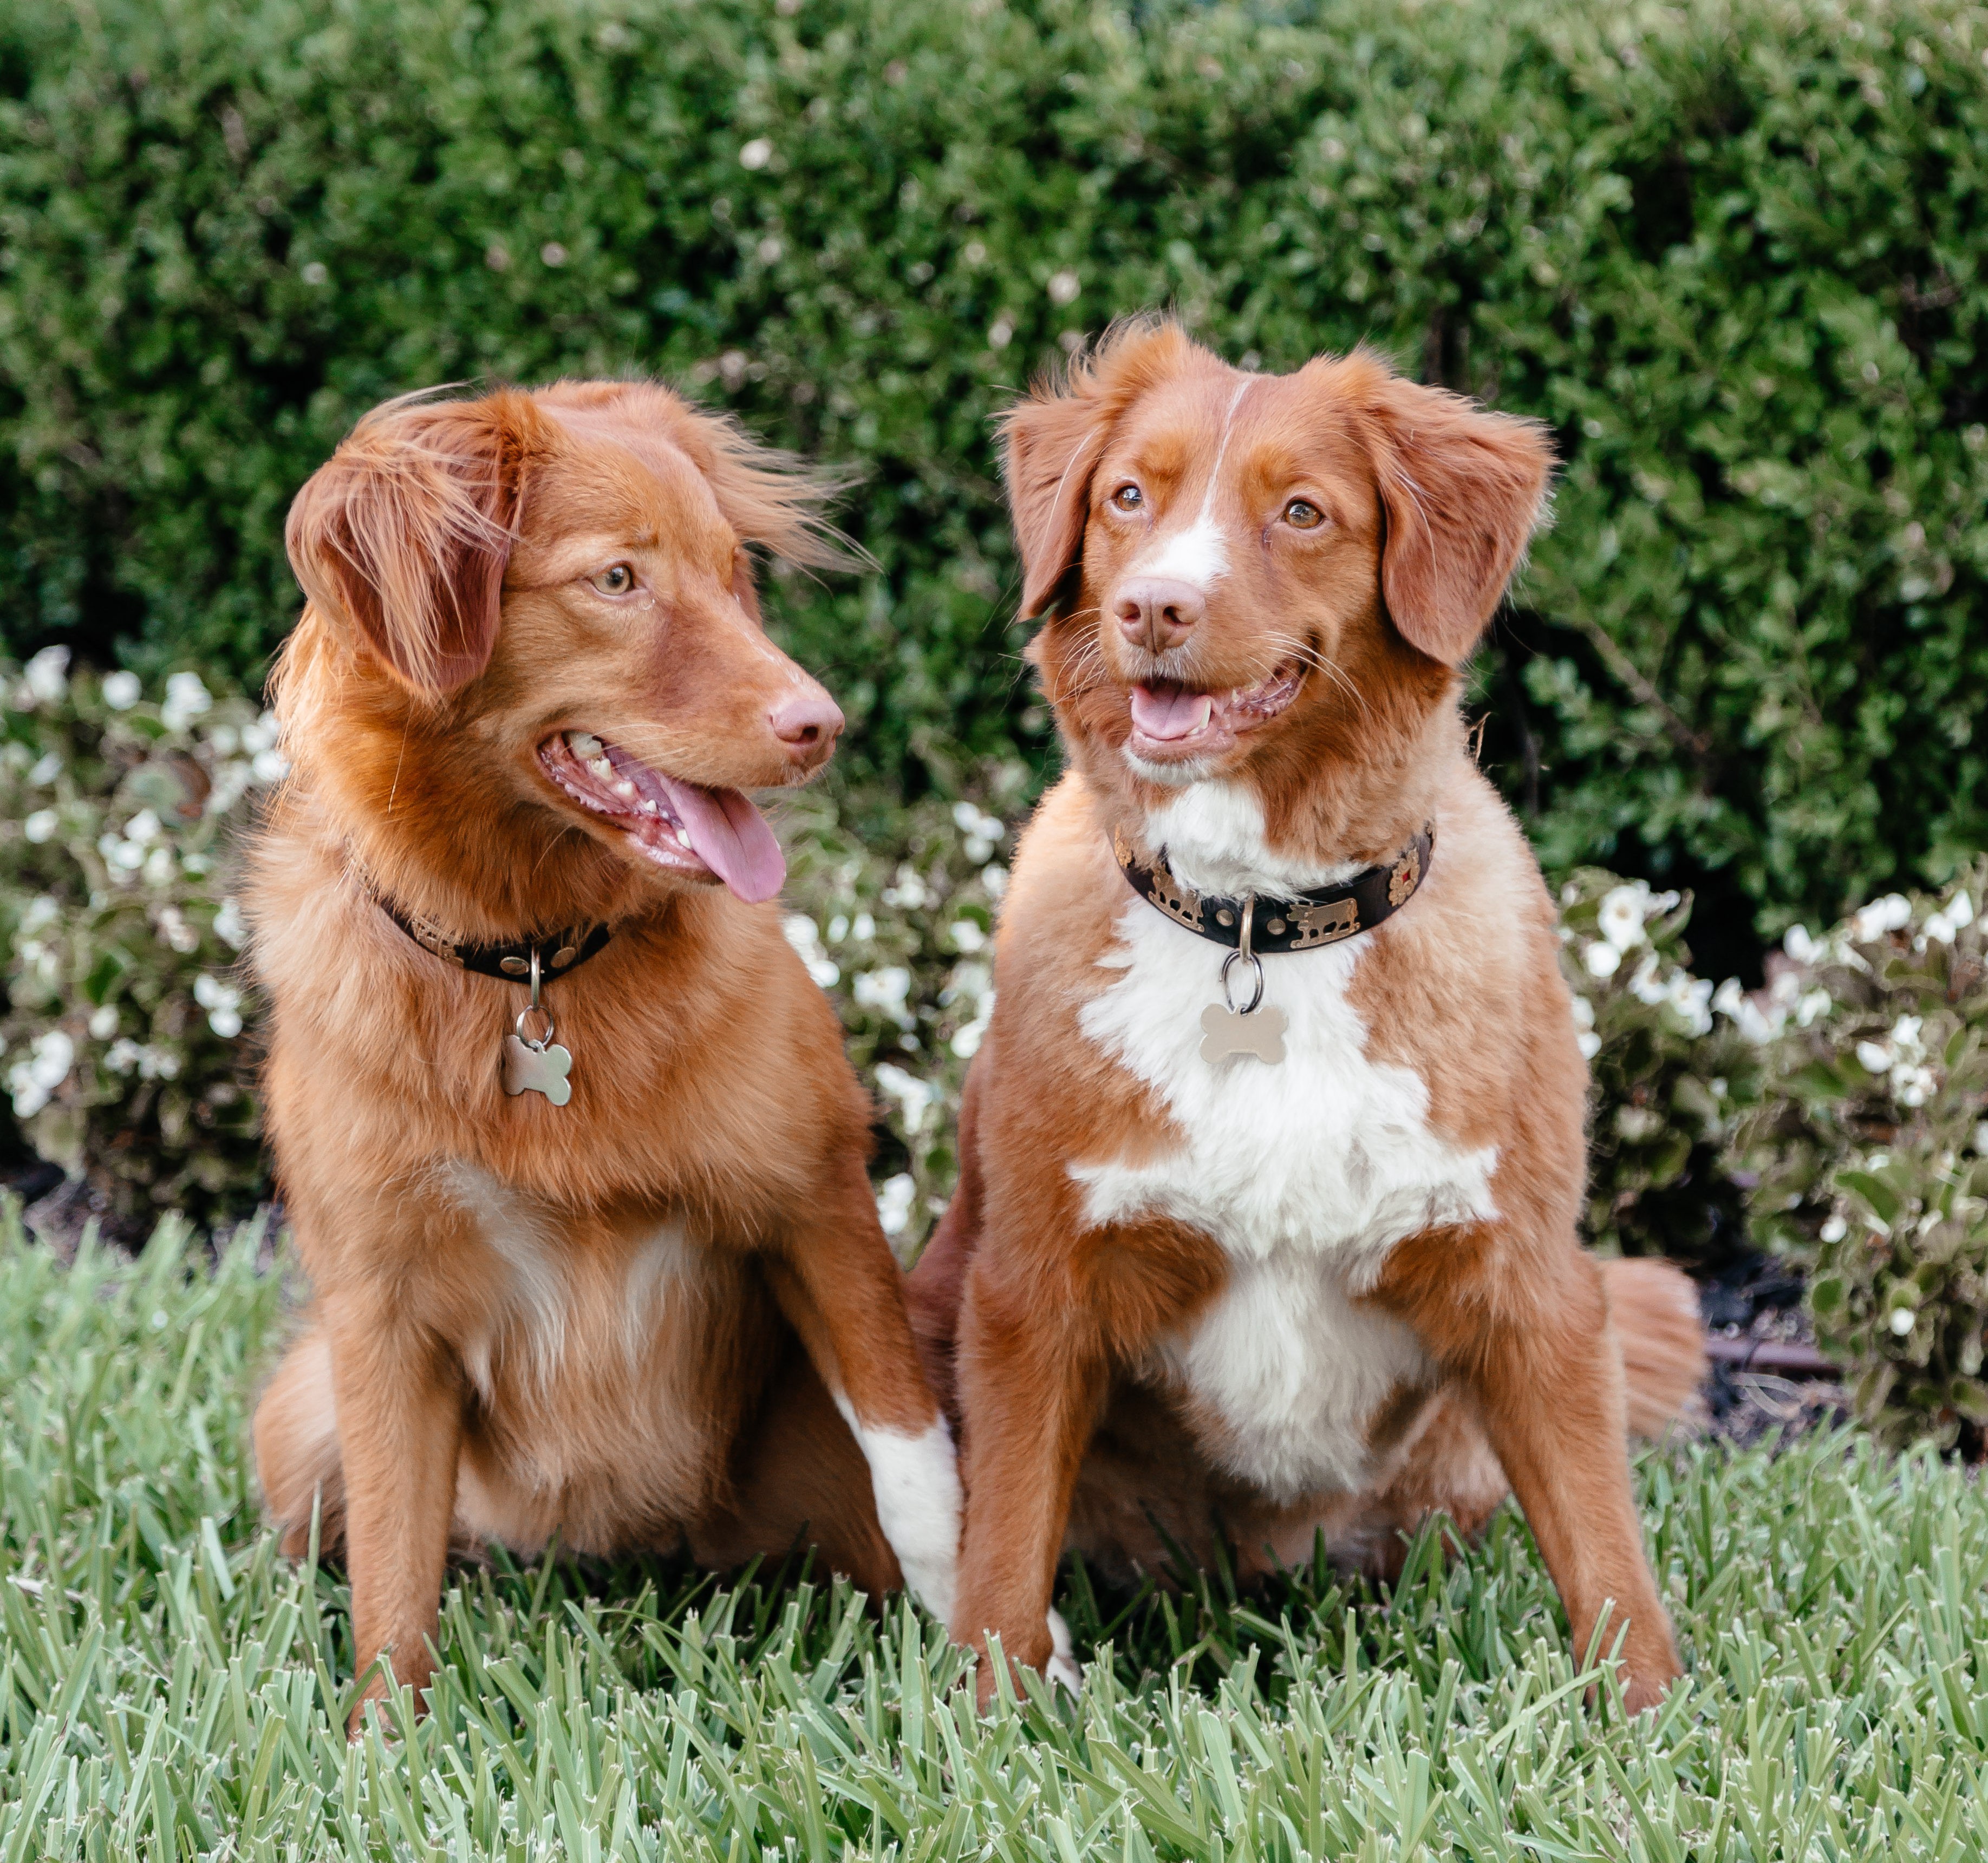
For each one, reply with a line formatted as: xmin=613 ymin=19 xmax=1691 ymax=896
xmin=251 ymin=381 xmax=958 ymax=1729
xmin=909 ymin=321 xmax=1704 ymax=1710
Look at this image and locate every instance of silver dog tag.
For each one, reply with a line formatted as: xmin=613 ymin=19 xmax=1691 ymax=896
xmin=504 ymin=1034 xmax=573 ymax=1105
xmin=1200 ymin=1002 xmax=1288 ymax=1065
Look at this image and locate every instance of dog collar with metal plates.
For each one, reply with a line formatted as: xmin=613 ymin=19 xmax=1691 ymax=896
xmin=1110 ymin=821 xmax=1435 ymax=1066
xmin=348 ymin=851 xmax=612 ymax=1107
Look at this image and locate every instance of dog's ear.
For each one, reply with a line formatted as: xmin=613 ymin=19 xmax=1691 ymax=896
xmin=285 ymin=393 xmax=531 ymax=696
xmin=1357 ymin=369 xmax=1554 ymax=666
xmin=1000 ymin=318 xmax=1192 ymax=619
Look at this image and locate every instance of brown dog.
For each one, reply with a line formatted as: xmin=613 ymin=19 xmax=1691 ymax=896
xmin=249 ymin=382 xmax=961 ymax=1730
xmin=910 ymin=320 xmax=1704 ymax=1709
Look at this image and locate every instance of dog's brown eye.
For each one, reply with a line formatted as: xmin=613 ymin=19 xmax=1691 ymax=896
xmin=1110 ymin=484 xmax=1144 ymax=513
xmin=1283 ymin=500 xmax=1325 ymax=530
xmin=588 ymin=564 xmax=636 ymax=596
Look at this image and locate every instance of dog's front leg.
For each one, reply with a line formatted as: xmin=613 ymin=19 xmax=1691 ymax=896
xmin=326 ymin=1300 xmax=464 ymax=1736
xmin=1376 ymin=1238 xmax=1680 ymax=1711
xmin=766 ymin=1155 xmax=964 ymax=1623
xmin=949 ymin=1262 xmax=1107 ymax=1708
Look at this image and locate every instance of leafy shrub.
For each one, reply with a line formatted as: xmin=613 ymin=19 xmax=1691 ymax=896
xmin=1556 ymin=871 xmax=1763 ymax=1266
xmin=781 ymin=772 xmax=1029 ymax=1258
xmin=1 ymin=651 xmax=276 ymax=1224
xmin=1735 ymin=870 xmax=1988 ymax=1448
xmin=4 ymin=0 xmax=1988 ymax=964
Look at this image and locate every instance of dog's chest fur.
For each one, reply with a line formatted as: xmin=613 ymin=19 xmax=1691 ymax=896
xmin=1070 ymin=784 xmax=1498 ymax=1499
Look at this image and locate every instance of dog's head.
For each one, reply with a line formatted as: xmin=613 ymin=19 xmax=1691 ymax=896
xmin=282 ymin=381 xmax=851 ymax=910
xmin=1002 ymin=320 xmax=1552 ymax=840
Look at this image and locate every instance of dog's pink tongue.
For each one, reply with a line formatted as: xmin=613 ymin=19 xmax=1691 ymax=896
xmin=1130 ymin=681 xmax=1215 ymax=742
xmin=660 ymin=776 xmax=786 ymax=903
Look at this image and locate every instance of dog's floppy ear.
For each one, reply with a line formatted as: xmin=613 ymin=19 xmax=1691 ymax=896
xmin=1000 ymin=318 xmax=1192 ymax=619
xmin=285 ymin=392 xmax=531 ymax=696
xmin=1357 ymin=368 xmax=1554 ymax=666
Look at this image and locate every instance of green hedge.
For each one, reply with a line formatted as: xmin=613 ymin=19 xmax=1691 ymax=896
xmin=4 ymin=0 xmax=1986 ymax=968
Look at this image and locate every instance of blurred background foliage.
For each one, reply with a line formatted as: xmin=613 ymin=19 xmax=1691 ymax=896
xmin=3 ymin=0 xmax=1986 ymax=976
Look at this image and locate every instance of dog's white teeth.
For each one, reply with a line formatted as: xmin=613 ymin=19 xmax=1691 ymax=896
xmin=589 ymin=756 xmax=615 ymax=780
xmin=568 ymin=731 xmax=604 ymax=758
xmin=676 ymin=827 xmax=692 ymax=849
xmin=613 ymin=779 xmax=637 ymax=800
xmin=639 ymin=798 xmax=660 ymax=816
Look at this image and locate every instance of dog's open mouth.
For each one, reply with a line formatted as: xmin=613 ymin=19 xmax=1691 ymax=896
xmin=1125 ymin=662 xmax=1304 ymax=762
xmin=537 ymin=732 xmax=786 ymax=904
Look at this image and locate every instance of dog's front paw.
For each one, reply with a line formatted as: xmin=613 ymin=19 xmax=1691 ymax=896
xmin=850 ymin=1412 xmax=962 ymax=1625
xmin=1045 ymin=1607 xmax=1081 ymax=1695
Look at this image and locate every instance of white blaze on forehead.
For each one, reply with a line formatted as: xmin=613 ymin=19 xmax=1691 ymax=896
xmin=1129 ymin=375 xmax=1256 ymax=591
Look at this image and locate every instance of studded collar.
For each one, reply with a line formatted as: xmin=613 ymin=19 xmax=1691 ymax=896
xmin=1111 ymin=821 xmax=1434 ymax=953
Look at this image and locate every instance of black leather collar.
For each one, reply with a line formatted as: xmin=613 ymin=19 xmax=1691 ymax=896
xmin=352 ymin=855 xmax=613 ymax=982
xmin=1111 ymin=821 xmax=1434 ymax=953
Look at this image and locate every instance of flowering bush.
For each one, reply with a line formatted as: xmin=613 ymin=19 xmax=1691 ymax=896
xmin=1555 ymin=871 xmax=1763 ymax=1265
xmin=1 ymin=651 xmax=279 ymax=1224
xmin=779 ymin=770 xmax=1031 ymax=1261
xmin=1734 ymin=867 xmax=1988 ymax=1449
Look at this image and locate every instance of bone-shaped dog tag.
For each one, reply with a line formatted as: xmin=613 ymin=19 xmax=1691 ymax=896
xmin=1200 ymin=1002 xmax=1288 ymax=1065
xmin=504 ymin=1034 xmax=573 ymax=1105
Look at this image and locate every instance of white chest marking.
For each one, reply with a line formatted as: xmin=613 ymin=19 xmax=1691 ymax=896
xmin=1073 ymin=876 xmax=1497 ymax=1497
xmin=440 ymin=1162 xmax=683 ymax=1399
xmin=1074 ymin=904 xmax=1497 ymax=1263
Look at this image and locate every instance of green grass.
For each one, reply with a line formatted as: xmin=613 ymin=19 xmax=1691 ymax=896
xmin=4 ymin=1205 xmax=1988 ymax=1861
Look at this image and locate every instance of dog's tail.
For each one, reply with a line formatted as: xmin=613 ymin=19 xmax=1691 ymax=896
xmin=1603 ymin=1257 xmax=1706 ymax=1439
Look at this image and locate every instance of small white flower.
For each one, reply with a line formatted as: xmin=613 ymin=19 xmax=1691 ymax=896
xmin=872 ymin=1061 xmax=937 ymax=1133
xmin=160 ymin=671 xmax=213 ymax=732
xmin=208 ymin=724 xmax=239 ymax=756
xmin=1849 ymin=893 xmax=1912 ymax=943
xmin=1819 ymin=1213 xmax=1847 ymax=1243
xmin=1666 ymin=970 xmax=1713 ymax=1036
xmin=88 ymin=1004 xmax=118 ymax=1039
xmin=1892 ymin=1063 xmax=1935 ymax=1108
xmin=240 ymin=711 xmax=278 ymax=755
xmin=23 ymin=808 xmax=57 ymax=844
xmin=948 ymin=918 xmax=987 ymax=953
xmin=875 ymin=1172 xmax=917 ymax=1237
xmin=213 ymin=898 xmax=248 ymax=951
xmin=1891 ymin=1014 xmax=1924 ymax=1059
xmin=1946 ymin=889 xmax=1975 ymax=929
xmin=1596 ymin=883 xmax=1648 ymax=951
xmin=879 ymin=866 xmax=928 ymax=910
xmin=1576 ymin=1030 xmax=1601 ymax=1060
xmin=825 ymin=913 xmax=849 ymax=944
xmin=1582 ymin=940 xmax=1621 ymax=978
xmin=195 ymin=975 xmax=244 ymax=1038
xmin=143 ymin=846 xmax=175 ymax=888
xmin=854 ymin=966 xmax=915 ymax=1028
xmin=8 ymin=1028 xmax=75 ymax=1116
xmin=1889 ymin=1306 xmax=1915 ymax=1337
xmin=1047 ymin=269 xmax=1080 ymax=305
xmin=23 ymin=645 xmax=71 ymax=704
xmin=1783 ymin=923 xmax=1816 ymax=963
xmin=1568 ymin=992 xmax=1595 ymax=1032
xmin=101 ymin=669 xmax=142 ymax=710
xmin=28 ymin=751 xmax=61 ymax=786
xmin=739 ymin=137 xmax=772 ymax=169
xmin=1627 ymin=955 xmax=1667 ymax=1005
xmin=20 ymin=896 xmax=58 ymax=936
xmin=1855 ymin=1039 xmax=1893 ymax=1074
xmin=851 ymin=911 xmax=875 ymax=942
xmin=124 ymin=808 xmax=161 ymax=844
xmin=982 ymin=864 xmax=1008 ymax=899
xmin=1795 ymin=987 xmax=1832 ymax=1028
xmin=987 ymin=317 xmax=1014 ymax=350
